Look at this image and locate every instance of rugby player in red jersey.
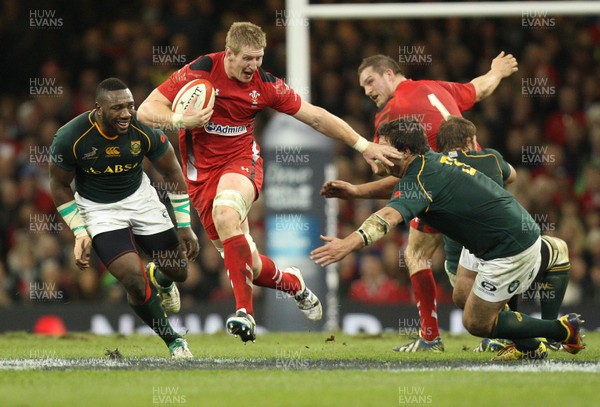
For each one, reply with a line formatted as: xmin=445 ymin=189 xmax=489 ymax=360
xmin=321 ymin=52 xmax=518 ymax=351
xmin=137 ymin=22 xmax=401 ymax=342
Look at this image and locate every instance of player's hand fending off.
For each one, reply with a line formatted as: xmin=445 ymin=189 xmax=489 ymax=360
xmin=362 ymin=142 xmax=402 ymax=173
xmin=310 ymin=235 xmax=353 ymax=266
xmin=321 ymin=180 xmax=360 ymax=200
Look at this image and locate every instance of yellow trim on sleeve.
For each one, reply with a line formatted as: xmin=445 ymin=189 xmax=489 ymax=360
xmin=416 ymin=156 xmax=433 ymax=202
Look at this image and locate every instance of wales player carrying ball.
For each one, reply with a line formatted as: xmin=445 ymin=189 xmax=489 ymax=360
xmin=312 ymin=116 xmax=584 ymax=359
xmin=49 ymin=78 xmax=199 ymax=359
xmin=137 ymin=22 xmax=402 ymax=343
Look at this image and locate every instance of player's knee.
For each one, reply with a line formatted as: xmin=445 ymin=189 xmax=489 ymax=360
xmin=120 ymin=272 xmax=147 ymax=301
xmin=453 ymin=290 xmax=467 ymax=310
xmin=462 ymin=314 xmax=492 ymax=338
xmin=212 ymin=190 xmax=248 ymax=233
xmin=155 ymin=253 xmax=188 ymax=282
xmin=162 ymin=263 xmax=188 ymax=282
xmin=404 ymin=247 xmax=430 ymax=273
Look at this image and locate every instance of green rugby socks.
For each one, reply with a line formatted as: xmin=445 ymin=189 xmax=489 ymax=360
xmin=130 ymin=289 xmax=180 ymax=345
xmin=492 ymin=311 xmax=566 ymax=342
xmin=540 ymin=269 xmax=569 ymax=320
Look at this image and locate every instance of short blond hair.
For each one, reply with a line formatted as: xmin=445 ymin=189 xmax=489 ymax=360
xmin=225 ymin=22 xmax=267 ymax=54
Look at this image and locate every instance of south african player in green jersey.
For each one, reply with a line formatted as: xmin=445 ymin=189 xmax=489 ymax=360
xmin=436 ymin=116 xmax=571 ymax=358
xmin=312 ymin=116 xmax=584 ymax=359
xmin=49 ymin=78 xmax=199 ymax=358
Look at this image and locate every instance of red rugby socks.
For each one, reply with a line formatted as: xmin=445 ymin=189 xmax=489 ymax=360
xmin=410 ymin=268 xmax=440 ymax=341
xmin=222 ymin=234 xmax=254 ymax=314
xmin=253 ymin=254 xmax=303 ymax=295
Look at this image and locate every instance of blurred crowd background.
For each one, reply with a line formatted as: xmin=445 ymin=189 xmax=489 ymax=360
xmin=1 ymin=0 xmax=599 ymax=308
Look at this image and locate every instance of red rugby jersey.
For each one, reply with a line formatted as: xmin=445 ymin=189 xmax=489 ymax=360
xmin=157 ymin=51 xmax=302 ymax=182
xmin=373 ymin=79 xmax=476 ymax=151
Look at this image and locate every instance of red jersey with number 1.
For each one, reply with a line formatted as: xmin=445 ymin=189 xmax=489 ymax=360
xmin=157 ymin=51 xmax=302 ymax=183
xmin=373 ymin=79 xmax=476 ymax=151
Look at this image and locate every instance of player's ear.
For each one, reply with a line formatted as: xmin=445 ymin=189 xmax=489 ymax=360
xmin=467 ymin=135 xmax=477 ymax=150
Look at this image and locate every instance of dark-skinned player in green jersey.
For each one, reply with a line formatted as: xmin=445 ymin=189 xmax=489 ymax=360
xmin=49 ymin=78 xmax=199 ymax=358
xmin=312 ymin=116 xmax=584 ymax=359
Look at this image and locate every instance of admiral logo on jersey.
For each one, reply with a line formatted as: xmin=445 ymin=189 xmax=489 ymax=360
xmin=204 ymin=122 xmax=247 ymax=136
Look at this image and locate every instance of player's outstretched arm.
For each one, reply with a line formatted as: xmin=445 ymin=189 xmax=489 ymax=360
xmin=137 ymin=89 xmax=213 ymax=130
xmin=49 ymin=162 xmax=91 ymax=269
xmin=292 ymin=100 xmax=402 ymax=172
xmin=151 ymin=144 xmax=200 ymax=261
xmin=321 ymin=176 xmax=399 ymax=200
xmin=470 ymin=51 xmax=518 ymax=102
xmin=310 ymin=207 xmax=403 ymax=266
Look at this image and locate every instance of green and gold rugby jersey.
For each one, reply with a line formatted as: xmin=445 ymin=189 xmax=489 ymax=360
xmin=442 ymin=149 xmax=512 ymax=274
xmin=387 ymin=150 xmax=539 ymax=261
xmin=50 ymin=110 xmax=169 ymax=203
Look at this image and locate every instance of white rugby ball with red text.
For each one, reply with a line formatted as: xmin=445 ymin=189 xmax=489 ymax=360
xmin=172 ymin=79 xmax=215 ymax=114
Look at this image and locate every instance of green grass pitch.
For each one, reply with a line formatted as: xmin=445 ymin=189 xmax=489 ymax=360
xmin=0 ymin=331 xmax=598 ymax=407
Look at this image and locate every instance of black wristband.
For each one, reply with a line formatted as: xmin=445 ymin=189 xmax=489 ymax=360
xmin=356 ymin=228 xmax=369 ymax=246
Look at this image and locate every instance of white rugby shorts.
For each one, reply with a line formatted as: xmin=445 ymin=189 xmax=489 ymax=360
xmin=459 ymin=237 xmax=541 ymax=303
xmin=75 ymin=174 xmax=174 ymax=238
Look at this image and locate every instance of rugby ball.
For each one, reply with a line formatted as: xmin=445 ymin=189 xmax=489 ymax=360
xmin=172 ymin=79 xmax=215 ymax=114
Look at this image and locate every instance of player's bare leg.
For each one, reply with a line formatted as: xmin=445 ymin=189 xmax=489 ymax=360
xmin=453 ymin=264 xmax=511 ymax=352
xmin=394 ymin=226 xmax=443 ymax=352
xmin=453 ymin=264 xmax=476 ymax=310
xmin=107 ymin=252 xmax=190 ymax=357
